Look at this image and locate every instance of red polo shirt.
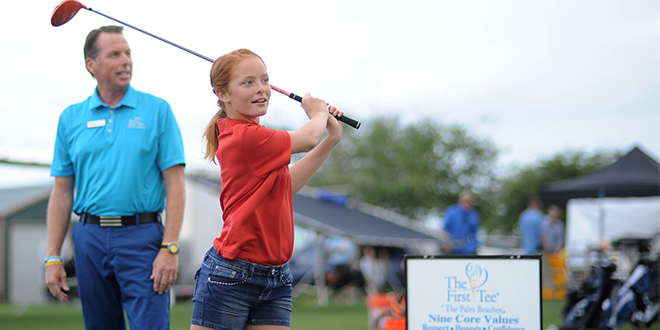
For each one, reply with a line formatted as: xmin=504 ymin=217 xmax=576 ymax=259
xmin=213 ymin=118 xmax=294 ymax=266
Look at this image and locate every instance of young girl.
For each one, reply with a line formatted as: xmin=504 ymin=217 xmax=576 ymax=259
xmin=191 ymin=49 xmax=344 ymax=330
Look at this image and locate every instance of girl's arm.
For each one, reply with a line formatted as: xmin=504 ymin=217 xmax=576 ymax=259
xmin=288 ymin=93 xmax=329 ymax=153
xmin=290 ymin=106 xmax=344 ymax=195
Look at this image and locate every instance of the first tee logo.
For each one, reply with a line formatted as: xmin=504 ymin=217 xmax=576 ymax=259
xmin=127 ymin=117 xmax=146 ymax=129
xmin=445 ymin=262 xmax=497 ymax=303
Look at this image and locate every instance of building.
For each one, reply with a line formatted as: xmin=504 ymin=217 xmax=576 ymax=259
xmin=0 ymin=183 xmax=55 ymax=304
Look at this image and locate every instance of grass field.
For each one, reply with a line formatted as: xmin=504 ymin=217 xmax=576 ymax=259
xmin=0 ymin=298 xmax=657 ymax=330
xmin=0 ymin=298 xmax=368 ymax=330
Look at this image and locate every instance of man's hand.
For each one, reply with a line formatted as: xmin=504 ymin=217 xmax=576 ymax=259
xmin=45 ymin=264 xmax=69 ymax=302
xmin=150 ymin=250 xmax=179 ymax=295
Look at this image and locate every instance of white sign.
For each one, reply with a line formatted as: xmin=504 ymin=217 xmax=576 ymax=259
xmin=406 ymin=256 xmax=541 ymax=330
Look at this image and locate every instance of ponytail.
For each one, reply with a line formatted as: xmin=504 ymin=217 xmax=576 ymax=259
xmin=202 ymin=107 xmax=226 ymax=163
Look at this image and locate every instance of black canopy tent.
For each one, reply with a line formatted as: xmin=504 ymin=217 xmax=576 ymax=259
xmin=539 ymin=146 xmax=660 ymax=247
xmin=540 ymin=147 xmax=660 ymax=204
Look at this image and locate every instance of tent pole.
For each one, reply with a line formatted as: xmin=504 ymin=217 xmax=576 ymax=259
xmin=599 ymin=205 xmax=605 ymax=243
xmin=598 ymin=188 xmax=606 ymax=246
xmin=313 ymin=234 xmax=329 ymax=306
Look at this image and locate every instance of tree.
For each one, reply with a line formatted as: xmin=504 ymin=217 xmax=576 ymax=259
xmin=310 ymin=116 xmax=499 ymax=225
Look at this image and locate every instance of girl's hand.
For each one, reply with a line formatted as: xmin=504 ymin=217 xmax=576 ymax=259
xmin=301 ymin=93 xmax=329 ymax=120
xmin=326 ymin=105 xmax=344 ymax=143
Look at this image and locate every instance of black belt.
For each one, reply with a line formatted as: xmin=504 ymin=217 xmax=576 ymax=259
xmin=81 ymin=212 xmax=160 ymax=227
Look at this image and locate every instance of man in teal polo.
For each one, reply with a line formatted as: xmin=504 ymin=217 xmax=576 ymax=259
xmin=44 ymin=25 xmax=186 ymax=330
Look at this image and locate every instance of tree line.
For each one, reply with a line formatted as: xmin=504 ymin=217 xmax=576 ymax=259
xmin=308 ymin=116 xmax=619 ymax=234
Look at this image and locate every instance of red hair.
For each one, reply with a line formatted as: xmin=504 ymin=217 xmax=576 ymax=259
xmin=202 ymin=49 xmax=266 ymax=162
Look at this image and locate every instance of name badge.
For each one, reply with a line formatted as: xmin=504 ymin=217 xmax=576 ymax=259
xmin=87 ymin=119 xmax=106 ymax=128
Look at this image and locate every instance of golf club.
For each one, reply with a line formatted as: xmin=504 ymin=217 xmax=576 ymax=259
xmin=51 ymin=0 xmax=361 ymax=129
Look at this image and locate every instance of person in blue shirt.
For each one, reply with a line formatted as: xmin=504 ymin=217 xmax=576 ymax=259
xmin=541 ymin=205 xmax=566 ymax=295
xmin=541 ymin=205 xmax=565 ymax=254
xmin=442 ymin=189 xmax=480 ymax=255
xmin=44 ymin=25 xmax=186 ymax=330
xmin=518 ymin=196 xmax=545 ymax=255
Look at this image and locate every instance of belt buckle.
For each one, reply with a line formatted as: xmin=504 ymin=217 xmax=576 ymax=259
xmin=99 ymin=216 xmax=123 ymax=227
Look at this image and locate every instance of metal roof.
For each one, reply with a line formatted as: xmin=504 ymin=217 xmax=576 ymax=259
xmin=293 ymin=191 xmax=440 ymax=247
xmin=0 ymin=184 xmax=52 ymax=217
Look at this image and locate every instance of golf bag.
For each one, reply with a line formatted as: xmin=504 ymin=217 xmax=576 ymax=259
xmin=599 ymin=251 xmax=659 ymax=330
xmin=560 ymin=253 xmax=618 ymax=330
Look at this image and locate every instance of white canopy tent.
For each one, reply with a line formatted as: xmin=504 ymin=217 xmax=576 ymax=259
xmin=566 ymin=196 xmax=660 ymax=263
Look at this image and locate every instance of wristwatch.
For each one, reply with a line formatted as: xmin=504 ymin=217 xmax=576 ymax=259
xmin=161 ymin=243 xmax=179 ymax=255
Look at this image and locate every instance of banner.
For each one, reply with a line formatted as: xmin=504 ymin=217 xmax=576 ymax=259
xmin=405 ymin=255 xmax=542 ymax=330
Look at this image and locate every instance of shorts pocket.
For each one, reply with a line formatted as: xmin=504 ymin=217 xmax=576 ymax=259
xmin=192 ymin=267 xmax=201 ymax=299
xmin=208 ymin=263 xmax=248 ymax=286
xmin=192 ymin=268 xmax=202 ymax=301
xmin=280 ymin=267 xmax=294 ymax=287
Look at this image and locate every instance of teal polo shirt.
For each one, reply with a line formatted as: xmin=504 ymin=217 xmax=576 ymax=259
xmin=51 ymin=85 xmax=185 ymax=216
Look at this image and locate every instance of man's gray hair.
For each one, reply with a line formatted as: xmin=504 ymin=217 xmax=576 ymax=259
xmin=83 ymin=25 xmax=124 ymax=77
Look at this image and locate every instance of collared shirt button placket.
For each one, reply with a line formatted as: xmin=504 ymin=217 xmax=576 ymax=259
xmin=105 ymin=107 xmax=115 ymax=141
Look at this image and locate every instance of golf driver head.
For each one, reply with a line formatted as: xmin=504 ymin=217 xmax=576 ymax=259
xmin=51 ymin=0 xmax=87 ymax=27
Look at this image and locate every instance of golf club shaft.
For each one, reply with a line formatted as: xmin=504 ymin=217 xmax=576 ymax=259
xmin=86 ymin=7 xmax=360 ymax=129
xmin=87 ymin=7 xmax=214 ymax=62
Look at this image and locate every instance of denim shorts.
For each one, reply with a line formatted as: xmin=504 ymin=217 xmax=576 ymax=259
xmin=191 ymin=247 xmax=294 ymax=329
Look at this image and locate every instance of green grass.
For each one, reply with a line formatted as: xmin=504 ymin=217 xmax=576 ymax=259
xmin=291 ymin=298 xmax=368 ymax=330
xmin=0 ymin=299 xmax=657 ymax=330
xmin=0 ymin=303 xmax=194 ymax=330
xmin=0 ymin=298 xmax=367 ymax=330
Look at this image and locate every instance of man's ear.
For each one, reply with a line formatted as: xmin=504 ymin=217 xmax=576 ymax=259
xmin=85 ymin=58 xmax=96 ymax=77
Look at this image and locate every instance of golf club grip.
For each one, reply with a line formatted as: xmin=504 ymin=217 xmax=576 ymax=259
xmin=336 ymin=115 xmax=360 ymax=129
xmin=275 ymin=89 xmax=361 ymax=129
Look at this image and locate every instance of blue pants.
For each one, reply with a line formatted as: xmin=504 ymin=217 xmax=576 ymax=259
xmin=72 ymin=221 xmax=170 ymax=330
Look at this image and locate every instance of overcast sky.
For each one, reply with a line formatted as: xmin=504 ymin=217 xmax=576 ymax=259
xmin=1 ymin=0 xmax=658 ymax=186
